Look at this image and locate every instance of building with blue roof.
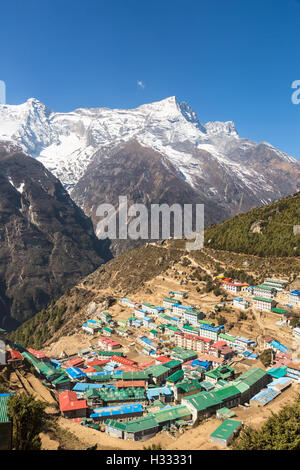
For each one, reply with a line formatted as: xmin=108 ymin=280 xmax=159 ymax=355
xmin=250 ymin=387 xmax=281 ymax=407
xmin=65 ymin=367 xmax=87 ymax=380
xmin=198 ymin=323 xmax=224 ymax=341
xmin=146 ymin=386 xmax=174 ymax=402
xmin=269 ymin=340 xmax=289 ymax=354
xmin=50 ymin=359 xmax=62 ymax=369
xmin=267 ymin=377 xmax=292 ymax=392
xmin=90 ymin=403 xmax=143 ymax=421
xmin=73 ymin=383 xmax=116 ymax=392
xmin=289 ymin=290 xmax=300 ymax=306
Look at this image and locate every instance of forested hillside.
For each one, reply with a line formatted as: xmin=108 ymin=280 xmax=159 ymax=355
xmin=205 ymin=192 xmax=300 ymax=257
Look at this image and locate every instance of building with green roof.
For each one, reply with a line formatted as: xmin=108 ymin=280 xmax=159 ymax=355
xmin=163 ymin=297 xmax=181 ymax=307
xmin=171 ymin=347 xmax=197 ymax=363
xmin=267 ymin=366 xmax=287 ymax=379
xmin=146 ymin=364 xmax=170 ymax=384
xmin=253 ymin=284 xmax=277 ymax=299
xmin=218 ymin=333 xmax=236 ymax=345
xmin=106 ymin=414 xmax=160 ymax=441
xmin=253 ymin=297 xmax=277 ymax=311
xmin=152 ymin=405 xmax=191 ymax=426
xmin=105 ymin=405 xmax=191 ymax=441
xmin=0 ymin=394 xmax=13 ymax=450
xmin=116 ymin=326 xmax=129 ymax=337
xmin=163 ymin=360 xmax=182 ymax=371
xmin=233 ymin=368 xmax=271 ymax=403
xmin=210 ymin=419 xmax=243 ymax=447
xmin=86 ymin=387 xmax=146 ymax=406
xmin=150 ymin=329 xmax=158 ymax=338
xmin=166 ymin=369 xmax=184 ymax=384
xmin=205 ymin=365 xmax=235 ymax=384
xmin=97 ymin=350 xmax=123 ymax=359
xmin=181 ymin=372 xmax=266 ymax=422
xmin=182 ymin=390 xmax=222 ymax=421
xmin=198 ymin=319 xmax=214 ymax=326
xmin=103 ymin=327 xmax=113 ymax=335
xmin=101 ymin=312 xmax=112 ymax=322
xmin=271 ymin=308 xmax=287 ymax=315
xmin=174 ymin=379 xmax=202 ymax=400
xmin=121 ymin=370 xmax=150 ymax=380
xmin=21 ymin=352 xmax=61 ymax=384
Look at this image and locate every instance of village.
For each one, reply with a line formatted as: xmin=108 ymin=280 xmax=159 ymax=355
xmin=1 ymin=272 xmax=300 ymax=450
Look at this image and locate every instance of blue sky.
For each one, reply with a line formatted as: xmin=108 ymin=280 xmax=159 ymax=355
xmin=1 ymin=0 xmax=300 ymax=157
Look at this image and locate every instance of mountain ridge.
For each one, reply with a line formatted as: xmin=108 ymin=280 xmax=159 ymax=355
xmin=0 ymin=142 xmax=111 ymax=330
xmin=0 ymin=96 xmax=299 ymax=245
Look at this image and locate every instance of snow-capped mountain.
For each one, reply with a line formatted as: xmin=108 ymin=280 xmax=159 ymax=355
xmin=0 ymin=96 xmax=299 ymax=219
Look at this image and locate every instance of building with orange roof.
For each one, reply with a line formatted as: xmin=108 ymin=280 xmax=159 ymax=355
xmin=59 ymin=391 xmax=88 ymax=419
xmin=115 ymin=380 xmax=146 ymax=389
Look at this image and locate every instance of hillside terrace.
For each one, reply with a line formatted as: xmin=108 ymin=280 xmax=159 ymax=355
xmin=5 ymin=275 xmax=299 ymax=443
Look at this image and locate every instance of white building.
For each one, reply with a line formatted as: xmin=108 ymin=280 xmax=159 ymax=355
xmin=222 ymin=282 xmax=248 ymax=294
xmin=289 ymin=291 xmax=300 ymax=307
xmin=183 ymin=309 xmax=204 ymax=326
xmin=198 ymin=324 xmax=223 ymax=341
xmin=264 ymin=279 xmax=287 ymax=292
xmin=142 ymin=302 xmax=158 ymax=315
xmin=253 ymin=297 xmax=276 ymax=311
xmin=253 ymin=285 xmax=276 ymax=299
xmin=293 ymin=327 xmax=300 ymax=338
xmin=233 ymin=297 xmax=249 ymax=310
xmin=172 ymin=304 xmax=194 ymax=316
xmin=169 ymin=291 xmax=188 ymax=299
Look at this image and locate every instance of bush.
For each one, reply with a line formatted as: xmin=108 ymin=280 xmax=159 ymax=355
xmin=233 ymin=395 xmax=300 ymax=450
xmin=259 ymin=349 xmax=273 ymax=367
xmin=8 ymin=393 xmax=47 ymax=450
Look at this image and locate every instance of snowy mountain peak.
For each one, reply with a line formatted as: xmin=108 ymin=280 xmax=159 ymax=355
xmin=0 ymin=96 xmax=298 ymax=197
xmin=204 ymin=120 xmax=239 ymax=137
xmin=179 ymin=101 xmax=206 ymax=132
xmin=135 ymin=96 xmax=183 ymax=120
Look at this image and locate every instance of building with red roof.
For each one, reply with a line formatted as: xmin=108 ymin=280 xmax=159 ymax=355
xmin=197 ymin=353 xmax=223 ymax=367
xmin=27 ymin=348 xmax=47 ymax=360
xmin=208 ymin=340 xmax=234 ymax=359
xmin=86 ymin=359 xmax=110 ymax=367
xmin=137 ymin=360 xmax=156 ymax=369
xmin=7 ymin=350 xmax=24 ymax=368
xmin=98 ymin=337 xmax=121 ymax=351
xmin=59 ymin=391 xmax=88 ymax=419
xmin=175 ymin=332 xmax=213 ymax=353
xmin=155 ymin=356 xmax=170 ymax=364
xmin=62 ymin=358 xmax=85 ymax=369
xmin=109 ymin=355 xmax=136 ymax=367
xmin=222 ymin=280 xmax=248 ymax=294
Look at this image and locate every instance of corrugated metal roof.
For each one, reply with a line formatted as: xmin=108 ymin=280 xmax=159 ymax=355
xmin=237 ymin=368 xmax=267 ymax=386
xmin=250 ymin=387 xmax=280 ymax=405
xmin=152 ymin=405 xmax=191 ymax=423
xmin=210 ymin=419 xmax=242 ymax=440
xmin=0 ymin=394 xmax=12 ymax=423
xmin=146 ymin=387 xmax=173 ymax=399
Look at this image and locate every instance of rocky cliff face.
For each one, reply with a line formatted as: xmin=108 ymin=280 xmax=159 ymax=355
xmin=0 ymin=142 xmax=111 ymax=330
xmin=71 ymin=140 xmax=228 ymax=255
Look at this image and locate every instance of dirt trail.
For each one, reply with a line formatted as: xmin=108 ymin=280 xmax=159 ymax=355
xmin=13 ymin=371 xmax=58 ymax=414
xmin=40 ymin=432 xmax=60 ymax=450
